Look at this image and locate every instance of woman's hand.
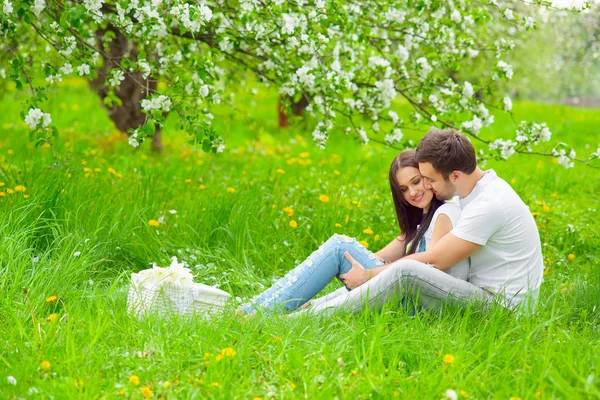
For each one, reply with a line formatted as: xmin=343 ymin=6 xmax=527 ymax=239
xmin=339 ymin=252 xmax=371 ymax=289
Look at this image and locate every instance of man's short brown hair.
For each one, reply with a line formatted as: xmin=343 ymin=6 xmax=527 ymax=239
xmin=414 ymin=129 xmax=477 ymax=178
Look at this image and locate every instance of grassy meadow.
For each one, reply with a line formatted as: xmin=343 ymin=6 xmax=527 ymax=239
xmin=0 ymin=78 xmax=599 ymax=399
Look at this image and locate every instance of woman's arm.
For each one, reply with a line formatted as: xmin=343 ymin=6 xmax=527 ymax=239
xmin=428 ymin=214 xmax=453 ymax=248
xmin=374 ymin=234 xmax=406 ymax=263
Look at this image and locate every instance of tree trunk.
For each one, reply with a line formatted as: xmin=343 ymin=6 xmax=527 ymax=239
xmin=278 ymin=94 xmax=310 ymax=128
xmin=89 ymin=25 xmax=163 ymax=152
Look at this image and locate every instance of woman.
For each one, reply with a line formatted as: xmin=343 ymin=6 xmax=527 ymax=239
xmin=238 ymin=149 xmax=469 ymax=314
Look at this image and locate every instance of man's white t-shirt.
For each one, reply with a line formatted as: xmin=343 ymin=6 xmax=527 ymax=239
xmin=423 ymin=202 xmax=469 ymax=281
xmin=451 ymin=170 xmax=543 ymax=309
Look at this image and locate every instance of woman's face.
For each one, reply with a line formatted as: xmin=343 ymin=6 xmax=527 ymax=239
xmin=395 ymin=166 xmax=434 ymax=210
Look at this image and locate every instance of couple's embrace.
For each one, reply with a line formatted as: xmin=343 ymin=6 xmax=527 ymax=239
xmin=238 ymin=129 xmax=544 ymax=316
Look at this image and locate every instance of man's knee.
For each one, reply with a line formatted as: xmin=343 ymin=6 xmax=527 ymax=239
xmin=386 ymin=260 xmax=429 ymax=280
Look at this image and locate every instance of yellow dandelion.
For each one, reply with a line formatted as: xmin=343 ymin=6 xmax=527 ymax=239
xmin=23 ymin=194 xmax=30 ymax=199
xmin=148 ymin=220 xmax=159 ymax=227
xmin=460 ymin=390 xmax=469 ymax=398
xmin=544 ymin=266 xmax=550 ymax=276
xmin=276 ymin=169 xmax=285 ymax=174
xmin=199 ymin=184 xmax=207 ymax=190
xmin=334 ymin=170 xmax=340 ymax=175
xmin=0 ymin=192 xmax=5 ymax=198
xmin=289 ymin=382 xmax=297 ymax=389
xmin=509 ymin=397 xmax=522 ymax=400
xmin=226 ymin=187 xmax=236 ymax=193
xmin=14 ymin=185 xmax=26 ymax=192
xmin=6 ymin=188 xmax=14 ymax=195
xmin=185 ymin=179 xmax=192 ymax=184
xmin=271 ymin=204 xmax=277 ymax=209
xmin=129 ymin=375 xmax=140 ymax=386
xmin=94 ymin=168 xmax=101 ymax=173
xmin=8 ymin=149 xmax=14 ymax=155
xmin=359 ymin=240 xmax=369 ymax=248
xmin=118 ymin=389 xmax=125 ymax=396
xmin=319 ymin=195 xmax=329 ymax=203
xmin=283 ymin=207 xmax=294 ymax=217
xmin=289 ymin=220 xmax=298 ymax=228
xmin=568 ymin=254 xmax=575 ymax=261
xmin=140 ymin=387 xmax=153 ymax=398
xmin=108 ymin=167 xmax=117 ymax=175
xmin=220 ymin=347 xmax=237 ymax=357
xmin=363 ymin=228 xmax=374 ymax=235
xmin=0 ymin=182 xmax=4 ymax=187
xmin=299 ymin=152 xmax=310 ymax=158
xmin=335 ymin=223 xmax=342 ymax=228
xmin=531 ymin=211 xmax=540 ymax=217
xmin=210 ymin=382 xmax=219 ymax=387
xmin=542 ymin=205 xmax=550 ymax=213
xmin=253 ymin=397 xmax=263 ymax=400
xmin=215 ymin=354 xmax=224 ymax=362
xmin=203 ymin=353 xmax=211 ymax=360
xmin=47 ymin=313 xmax=58 ymax=322
xmin=443 ymin=354 xmax=455 ymax=364
xmin=40 ymin=361 xmax=51 ymax=370
xmin=73 ymin=378 xmax=84 ymax=388
xmin=374 ymin=234 xmax=381 ymax=241
xmin=45 ymin=295 xmax=57 ymax=303
xmin=162 ymin=381 xmax=171 ymax=389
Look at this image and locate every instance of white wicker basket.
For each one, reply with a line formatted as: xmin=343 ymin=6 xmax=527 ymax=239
xmin=127 ymin=272 xmax=231 ymax=318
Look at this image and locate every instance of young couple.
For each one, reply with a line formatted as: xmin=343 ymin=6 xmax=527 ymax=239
xmin=238 ymin=129 xmax=544 ymax=316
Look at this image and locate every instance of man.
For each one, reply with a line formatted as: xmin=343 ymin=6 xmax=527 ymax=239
xmin=305 ymin=128 xmax=544 ymax=315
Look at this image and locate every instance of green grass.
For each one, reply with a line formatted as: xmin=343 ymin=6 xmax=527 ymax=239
xmin=0 ymin=79 xmax=599 ymax=399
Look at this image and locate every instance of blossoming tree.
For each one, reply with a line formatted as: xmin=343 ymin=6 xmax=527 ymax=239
xmin=1 ymin=0 xmax=599 ymax=166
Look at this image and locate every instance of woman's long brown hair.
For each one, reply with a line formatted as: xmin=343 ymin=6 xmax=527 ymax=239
xmin=389 ymin=149 xmax=444 ymax=256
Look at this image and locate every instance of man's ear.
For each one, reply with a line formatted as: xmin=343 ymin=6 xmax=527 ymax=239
xmin=450 ymin=171 xmax=461 ymax=182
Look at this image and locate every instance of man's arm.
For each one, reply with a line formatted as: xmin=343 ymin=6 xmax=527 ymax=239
xmin=403 ymin=233 xmax=480 ymax=271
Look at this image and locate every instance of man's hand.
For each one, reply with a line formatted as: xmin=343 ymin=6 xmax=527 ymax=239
xmin=340 ymin=252 xmax=371 ymax=289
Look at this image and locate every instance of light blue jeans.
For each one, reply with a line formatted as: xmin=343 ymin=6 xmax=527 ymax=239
xmin=240 ymin=234 xmax=389 ymax=314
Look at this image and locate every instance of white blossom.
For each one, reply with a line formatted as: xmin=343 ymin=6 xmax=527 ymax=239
xmin=141 ymin=95 xmax=172 ymax=112
xmin=384 ymin=128 xmax=403 ymax=145
xmin=553 ymin=148 xmax=575 ymax=168
xmin=357 ymin=128 xmax=369 ymax=144
xmin=444 ymin=389 xmax=458 ymax=400
xmin=138 ymin=59 xmax=151 ymax=79
xmin=3 ymin=0 xmax=13 ymax=14
xmin=504 ymin=9 xmax=515 ymax=21
xmin=497 ymin=60 xmax=513 ymax=79
xmin=137 ymin=256 xmax=195 ymax=288
xmin=30 ymin=0 xmax=45 ymax=17
xmin=7 ymin=376 xmax=17 ymax=385
xmin=524 ymin=16 xmax=535 ymax=29
xmin=416 ymin=57 xmax=433 ymax=79
xmin=592 ymin=147 xmax=600 ymax=159
xmin=128 ymin=131 xmax=140 ymax=148
xmin=108 ymin=69 xmax=125 ymax=87
xmin=388 ymin=110 xmax=399 ymax=125
xmin=59 ymin=63 xmax=73 ymax=75
xmin=462 ymin=116 xmax=483 ymax=135
xmin=450 ymin=10 xmax=462 ymax=23
xmin=77 ymin=64 xmax=91 ymax=76
xmin=396 ymin=45 xmax=409 ymax=64
xmin=489 ymin=138 xmax=516 ymax=159
xmin=374 ymin=79 xmax=396 ymax=108
xmin=24 ymin=108 xmax=52 ymax=129
xmin=503 ymin=96 xmax=512 ymax=111
xmin=462 ymin=81 xmax=474 ymax=98
xmin=45 ymin=74 xmax=62 ymax=84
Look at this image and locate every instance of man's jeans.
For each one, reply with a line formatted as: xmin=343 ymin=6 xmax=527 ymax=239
xmin=240 ymin=234 xmax=493 ymax=314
